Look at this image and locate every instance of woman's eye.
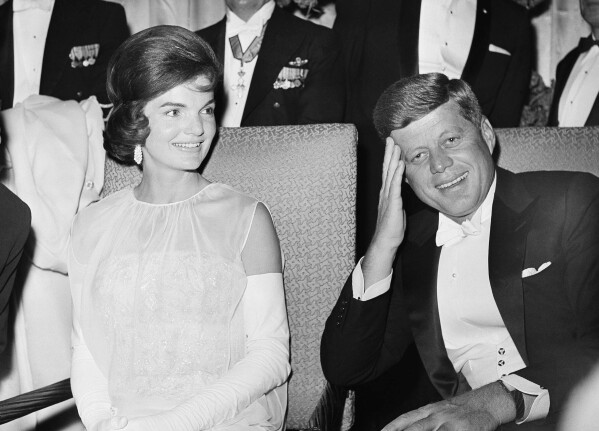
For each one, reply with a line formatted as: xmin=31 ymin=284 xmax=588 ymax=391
xmin=166 ymin=109 xmax=179 ymax=117
xmin=202 ymin=106 xmax=215 ymax=115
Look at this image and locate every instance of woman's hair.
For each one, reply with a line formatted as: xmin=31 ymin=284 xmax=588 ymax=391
xmin=104 ymin=25 xmax=222 ymax=163
xmin=372 ymin=73 xmax=483 ymax=139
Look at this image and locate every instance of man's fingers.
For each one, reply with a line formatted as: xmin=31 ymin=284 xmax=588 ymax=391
xmin=382 ymin=137 xmax=394 ymax=185
xmin=390 ymin=159 xmax=405 ymax=201
xmin=383 ymin=144 xmax=400 ymax=198
xmin=382 ymin=408 xmax=428 ymax=431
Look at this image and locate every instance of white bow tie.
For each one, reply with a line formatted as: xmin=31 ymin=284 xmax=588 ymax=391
xmin=435 ymin=218 xmax=481 ymax=247
xmin=13 ymin=0 xmax=53 ymax=12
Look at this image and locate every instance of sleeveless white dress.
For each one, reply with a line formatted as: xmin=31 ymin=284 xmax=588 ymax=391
xmin=69 ymin=183 xmax=289 ymax=430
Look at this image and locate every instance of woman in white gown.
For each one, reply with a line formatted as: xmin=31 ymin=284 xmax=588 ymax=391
xmin=68 ymin=26 xmax=290 ymax=431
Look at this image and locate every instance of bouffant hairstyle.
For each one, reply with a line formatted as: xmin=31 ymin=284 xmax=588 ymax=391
xmin=104 ymin=25 xmax=222 ymax=164
xmin=372 ymin=73 xmax=483 ymax=139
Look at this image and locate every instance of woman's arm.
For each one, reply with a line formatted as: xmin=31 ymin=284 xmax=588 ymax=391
xmin=125 ymin=203 xmax=290 ymax=431
xmin=69 ymin=236 xmax=126 ymax=431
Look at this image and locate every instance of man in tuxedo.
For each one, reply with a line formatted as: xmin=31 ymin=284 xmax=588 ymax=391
xmin=196 ymin=0 xmax=344 ymax=127
xmin=321 ymin=73 xmax=599 ymax=430
xmin=335 ymin=0 xmax=532 ymax=258
xmin=0 ymin=0 xmax=129 ymax=110
xmin=0 ymin=184 xmax=30 ymax=354
xmin=548 ymin=0 xmax=599 ymax=127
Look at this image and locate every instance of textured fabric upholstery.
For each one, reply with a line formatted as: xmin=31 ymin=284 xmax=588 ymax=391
xmin=102 ymin=124 xmax=357 ymax=430
xmin=495 ymin=127 xmax=599 ymax=176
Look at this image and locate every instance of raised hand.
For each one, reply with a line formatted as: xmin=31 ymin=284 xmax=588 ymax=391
xmin=362 ymin=137 xmax=406 ymax=288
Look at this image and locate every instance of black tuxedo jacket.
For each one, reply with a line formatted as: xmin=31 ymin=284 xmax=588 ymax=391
xmin=0 ymin=184 xmax=30 ymax=354
xmin=0 ymin=0 xmax=129 ymax=109
xmin=196 ymin=6 xmax=345 ymax=127
xmin=322 ymin=168 xmax=599 ymax=430
xmin=547 ymin=41 xmax=599 ymax=126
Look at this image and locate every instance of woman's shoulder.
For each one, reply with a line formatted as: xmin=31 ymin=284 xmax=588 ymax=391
xmin=72 ymin=189 xmax=132 ymax=236
xmin=205 ymin=183 xmax=262 ymax=210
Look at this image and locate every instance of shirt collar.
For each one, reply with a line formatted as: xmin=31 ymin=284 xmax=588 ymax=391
xmin=438 ymin=172 xmax=497 ymax=232
xmin=226 ymin=0 xmax=275 ymax=35
xmin=13 ymin=0 xmax=54 ymax=12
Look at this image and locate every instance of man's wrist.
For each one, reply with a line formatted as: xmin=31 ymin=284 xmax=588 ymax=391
xmin=497 ymin=380 xmax=524 ymax=422
xmin=362 ymin=241 xmax=397 ymax=289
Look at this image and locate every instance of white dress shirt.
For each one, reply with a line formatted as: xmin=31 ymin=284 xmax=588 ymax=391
xmin=221 ymin=0 xmax=275 ymax=127
xmin=558 ymin=35 xmax=599 ymax=127
xmin=352 ymin=176 xmax=549 ymax=423
xmin=12 ymin=0 xmax=55 ymax=107
xmin=418 ymin=0 xmax=476 ymax=79
xmin=436 ymin=178 xmax=527 ymax=389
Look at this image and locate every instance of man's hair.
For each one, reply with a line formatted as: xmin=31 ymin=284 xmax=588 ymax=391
xmin=372 ymin=73 xmax=483 ymax=139
xmin=104 ymin=25 xmax=222 ymax=164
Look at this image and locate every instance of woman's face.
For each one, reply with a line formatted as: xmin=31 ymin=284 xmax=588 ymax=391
xmin=142 ymin=76 xmax=216 ymax=175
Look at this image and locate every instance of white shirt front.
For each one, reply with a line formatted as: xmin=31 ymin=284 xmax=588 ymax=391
xmin=558 ymin=36 xmax=599 ymax=127
xmin=418 ymin=0 xmax=476 ymax=79
xmin=12 ymin=0 xmax=55 ymax=107
xmin=436 ymin=177 xmax=526 ymax=390
xmin=221 ymin=0 xmax=275 ymax=127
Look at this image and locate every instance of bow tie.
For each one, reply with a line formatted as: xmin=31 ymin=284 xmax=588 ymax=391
xmin=578 ymin=35 xmax=599 ymax=53
xmin=13 ymin=0 xmax=53 ymax=12
xmin=435 ymin=218 xmax=481 ymax=247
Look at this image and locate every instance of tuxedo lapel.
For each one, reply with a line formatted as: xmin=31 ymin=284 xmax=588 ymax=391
xmin=397 ymin=0 xmax=420 ymax=77
xmin=208 ymin=18 xmax=226 ymax=65
xmin=40 ymin=0 xmax=86 ymax=96
xmin=488 ymin=168 xmax=537 ymax=365
xmin=0 ymin=0 xmax=14 ymax=109
xmin=242 ymin=7 xmax=305 ymax=123
xmin=403 ymin=208 xmax=461 ymax=399
xmin=461 ymin=0 xmax=491 ymax=84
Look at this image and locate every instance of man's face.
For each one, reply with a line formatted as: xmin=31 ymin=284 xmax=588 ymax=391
xmin=390 ymin=101 xmax=496 ymax=223
xmin=581 ymin=0 xmax=599 ymax=28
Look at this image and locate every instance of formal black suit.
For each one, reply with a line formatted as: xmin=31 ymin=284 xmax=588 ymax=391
xmin=334 ymin=0 xmax=533 ymax=257
xmin=196 ymin=6 xmax=345 ymax=127
xmin=547 ymin=37 xmax=599 ymax=127
xmin=322 ymin=168 xmax=599 ymax=430
xmin=0 ymin=184 xmax=30 ymax=354
xmin=0 ymin=0 xmax=129 ymax=109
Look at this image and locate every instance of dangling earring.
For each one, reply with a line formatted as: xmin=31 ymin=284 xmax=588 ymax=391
xmin=134 ymin=145 xmax=143 ymax=165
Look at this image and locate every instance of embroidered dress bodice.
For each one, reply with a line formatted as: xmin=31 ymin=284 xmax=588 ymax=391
xmin=70 ymin=183 xmax=262 ymax=418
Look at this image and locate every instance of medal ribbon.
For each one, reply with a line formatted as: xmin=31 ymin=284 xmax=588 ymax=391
xmin=228 ymin=24 xmax=267 ymax=66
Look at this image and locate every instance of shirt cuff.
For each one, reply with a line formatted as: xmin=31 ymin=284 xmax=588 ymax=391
xmin=351 ymin=257 xmax=392 ymax=301
xmin=501 ymin=374 xmax=550 ymax=424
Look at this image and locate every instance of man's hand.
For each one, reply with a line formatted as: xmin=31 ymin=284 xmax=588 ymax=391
xmin=382 ymin=381 xmax=517 ymax=431
xmin=362 ymin=137 xmax=406 ymax=288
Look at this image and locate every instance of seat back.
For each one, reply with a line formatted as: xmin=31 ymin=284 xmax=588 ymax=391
xmin=102 ymin=124 xmax=358 ymax=430
xmin=494 ymin=126 xmax=599 ymax=176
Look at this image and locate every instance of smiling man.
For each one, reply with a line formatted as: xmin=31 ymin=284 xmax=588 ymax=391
xmin=321 ymin=73 xmax=599 ymax=430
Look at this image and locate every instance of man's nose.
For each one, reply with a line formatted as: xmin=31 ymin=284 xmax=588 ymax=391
xmin=429 ymin=148 xmax=453 ymax=174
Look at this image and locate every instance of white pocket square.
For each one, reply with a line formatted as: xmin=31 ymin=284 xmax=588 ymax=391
xmin=489 ymin=44 xmax=511 ymax=56
xmin=522 ymin=262 xmax=551 ymax=278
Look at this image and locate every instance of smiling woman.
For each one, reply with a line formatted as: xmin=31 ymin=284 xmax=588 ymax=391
xmin=68 ymin=26 xmax=290 ymax=431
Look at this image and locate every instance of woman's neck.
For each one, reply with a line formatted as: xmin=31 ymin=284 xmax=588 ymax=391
xmin=134 ymin=170 xmax=210 ymax=204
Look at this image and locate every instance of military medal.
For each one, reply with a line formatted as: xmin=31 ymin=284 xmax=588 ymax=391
xmin=229 ymin=25 xmax=267 ymax=99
